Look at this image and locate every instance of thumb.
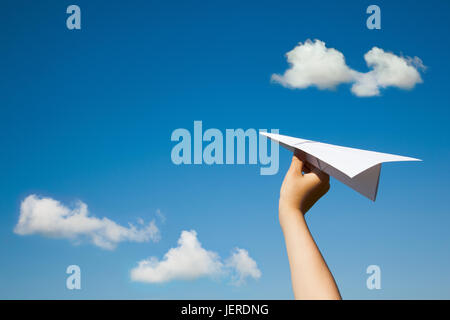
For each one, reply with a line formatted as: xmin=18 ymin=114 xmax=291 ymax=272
xmin=304 ymin=166 xmax=330 ymax=185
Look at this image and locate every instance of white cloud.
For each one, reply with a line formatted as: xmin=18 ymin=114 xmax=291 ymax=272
xmin=14 ymin=195 xmax=160 ymax=250
xmin=130 ymin=230 xmax=223 ymax=283
xmin=130 ymin=230 xmax=261 ymax=285
xmin=271 ymin=39 xmax=424 ymax=97
xmin=226 ymin=248 xmax=262 ymax=285
xmin=351 ymin=47 xmax=424 ymax=96
xmin=271 ymin=39 xmax=354 ymax=90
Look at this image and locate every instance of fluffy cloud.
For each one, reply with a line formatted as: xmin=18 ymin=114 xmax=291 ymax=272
xmin=226 ymin=248 xmax=262 ymax=285
xmin=130 ymin=230 xmax=261 ymax=285
xmin=351 ymin=47 xmax=424 ymax=96
xmin=271 ymin=39 xmax=354 ymax=90
xmin=130 ymin=230 xmax=223 ymax=283
xmin=14 ymin=195 xmax=160 ymax=250
xmin=271 ymin=39 xmax=424 ymax=97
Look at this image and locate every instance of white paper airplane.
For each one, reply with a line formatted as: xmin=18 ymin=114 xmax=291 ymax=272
xmin=260 ymin=132 xmax=421 ymax=201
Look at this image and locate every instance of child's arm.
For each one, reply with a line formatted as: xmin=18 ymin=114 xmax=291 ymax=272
xmin=279 ymin=153 xmax=341 ymax=300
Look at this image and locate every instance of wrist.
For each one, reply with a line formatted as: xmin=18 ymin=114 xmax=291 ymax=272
xmin=278 ymin=202 xmax=304 ymax=226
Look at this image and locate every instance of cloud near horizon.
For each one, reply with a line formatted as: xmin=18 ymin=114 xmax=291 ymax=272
xmin=271 ymin=39 xmax=424 ymax=97
xmin=14 ymin=195 xmax=160 ymax=250
xmin=226 ymin=248 xmax=262 ymax=285
xmin=130 ymin=230 xmax=261 ymax=285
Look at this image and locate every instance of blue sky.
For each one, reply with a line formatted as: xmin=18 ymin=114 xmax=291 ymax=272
xmin=1 ymin=0 xmax=449 ymax=299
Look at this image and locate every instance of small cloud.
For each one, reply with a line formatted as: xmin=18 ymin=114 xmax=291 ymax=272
xmin=130 ymin=230 xmax=261 ymax=286
xmin=156 ymin=209 xmax=166 ymax=223
xmin=226 ymin=248 xmax=261 ymax=286
xmin=14 ymin=195 xmax=160 ymax=250
xmin=272 ymin=39 xmax=424 ymax=97
xmin=351 ymin=47 xmax=423 ymax=97
xmin=130 ymin=230 xmax=223 ymax=283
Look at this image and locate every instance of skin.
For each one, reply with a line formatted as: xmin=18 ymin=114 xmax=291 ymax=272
xmin=279 ymin=153 xmax=342 ymax=300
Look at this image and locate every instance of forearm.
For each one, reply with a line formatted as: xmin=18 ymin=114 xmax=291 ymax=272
xmin=279 ymin=207 xmax=341 ymax=300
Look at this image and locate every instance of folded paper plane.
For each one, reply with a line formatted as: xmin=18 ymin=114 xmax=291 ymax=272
xmin=260 ymin=132 xmax=421 ymax=201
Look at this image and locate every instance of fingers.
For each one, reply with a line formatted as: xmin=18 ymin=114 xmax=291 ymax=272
xmin=288 ymin=153 xmax=304 ymax=175
xmin=304 ymin=166 xmax=330 ymax=185
xmin=311 ymin=167 xmax=330 ymax=183
xmin=288 ymin=153 xmax=330 ymax=186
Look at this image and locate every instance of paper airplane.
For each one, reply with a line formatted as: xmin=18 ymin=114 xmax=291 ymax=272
xmin=260 ymin=132 xmax=421 ymax=201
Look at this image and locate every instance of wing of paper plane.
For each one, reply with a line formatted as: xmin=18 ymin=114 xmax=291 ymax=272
xmin=260 ymin=132 xmax=421 ymax=201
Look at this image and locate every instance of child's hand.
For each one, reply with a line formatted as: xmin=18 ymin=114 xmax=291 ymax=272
xmin=279 ymin=153 xmax=330 ymax=216
xmin=278 ymin=153 xmax=341 ymax=300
